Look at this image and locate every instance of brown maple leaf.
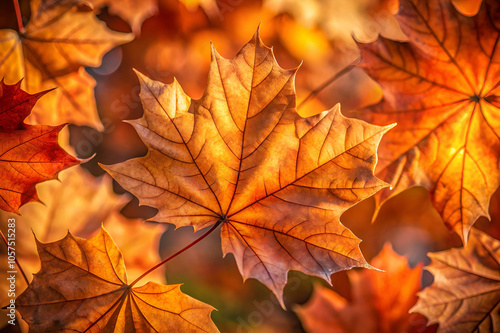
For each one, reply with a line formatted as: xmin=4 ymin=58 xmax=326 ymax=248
xmin=0 ymin=3 xmax=133 ymax=129
xmin=101 ymin=30 xmax=393 ymax=305
xmin=356 ymin=0 xmax=500 ymax=243
xmin=296 ymin=243 xmax=433 ymax=333
xmin=0 ymin=80 xmax=79 ymax=213
xmin=16 ymin=227 xmax=218 ymax=332
xmin=411 ymin=229 xmax=500 ymax=332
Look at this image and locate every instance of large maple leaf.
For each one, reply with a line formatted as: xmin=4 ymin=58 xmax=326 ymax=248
xmin=411 ymin=229 xmax=500 ymax=332
xmin=0 ymin=80 xmax=79 ymax=213
xmin=357 ymin=0 xmax=500 ymax=243
xmin=0 ymin=3 xmax=133 ymax=129
xmin=296 ymin=243 xmax=432 ymax=333
xmin=101 ymin=31 xmax=393 ymax=305
xmin=16 ymin=227 xmax=218 ymax=332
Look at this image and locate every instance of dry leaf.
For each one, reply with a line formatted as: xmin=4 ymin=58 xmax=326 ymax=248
xmin=357 ymin=0 xmax=500 ymax=243
xmin=296 ymin=243 xmax=431 ymax=333
xmin=16 ymin=227 xmax=218 ymax=332
xmin=101 ymin=30 xmax=393 ymax=305
xmin=0 ymin=80 xmax=79 ymax=213
xmin=0 ymin=4 xmax=133 ymax=129
xmin=411 ymin=228 xmax=500 ymax=332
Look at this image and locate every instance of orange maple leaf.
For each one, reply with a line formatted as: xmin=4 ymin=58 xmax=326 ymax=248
xmin=357 ymin=0 xmax=500 ymax=243
xmin=0 ymin=2 xmax=133 ymax=129
xmin=101 ymin=30 xmax=393 ymax=305
xmin=411 ymin=228 xmax=500 ymax=332
xmin=296 ymin=243 xmax=433 ymax=333
xmin=16 ymin=227 xmax=218 ymax=332
xmin=0 ymin=80 xmax=79 ymax=213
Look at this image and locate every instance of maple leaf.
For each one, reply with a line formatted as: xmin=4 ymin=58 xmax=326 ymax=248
xmin=411 ymin=229 xmax=500 ymax=332
xmin=0 ymin=3 xmax=133 ymax=129
xmin=0 ymin=80 xmax=79 ymax=213
xmin=101 ymin=30 xmax=393 ymax=305
xmin=356 ymin=0 xmax=500 ymax=243
xmin=296 ymin=243 xmax=432 ymax=333
xmin=16 ymin=226 xmax=218 ymax=332
xmin=31 ymin=0 xmax=158 ymax=34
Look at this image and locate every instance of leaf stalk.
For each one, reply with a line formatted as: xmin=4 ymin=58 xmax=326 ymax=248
xmin=129 ymin=219 xmax=224 ymax=287
xmin=0 ymin=229 xmax=29 ymax=286
xmin=13 ymin=0 xmax=25 ymax=34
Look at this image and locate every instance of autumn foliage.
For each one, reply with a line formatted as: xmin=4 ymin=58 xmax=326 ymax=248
xmin=0 ymin=81 xmax=79 ymax=213
xmin=1 ymin=0 xmax=499 ymax=332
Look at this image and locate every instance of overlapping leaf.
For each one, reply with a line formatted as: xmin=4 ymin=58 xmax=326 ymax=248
xmin=102 ymin=30 xmax=393 ymax=305
xmin=296 ymin=244 xmax=430 ymax=333
xmin=17 ymin=227 xmax=218 ymax=332
xmin=411 ymin=229 xmax=500 ymax=332
xmin=0 ymin=80 xmax=79 ymax=213
xmin=0 ymin=3 xmax=133 ymax=129
xmin=357 ymin=0 xmax=500 ymax=243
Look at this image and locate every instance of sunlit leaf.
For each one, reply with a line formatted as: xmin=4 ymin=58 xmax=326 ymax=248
xmin=357 ymin=0 xmax=500 ymax=243
xmin=101 ymin=30 xmax=393 ymax=305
